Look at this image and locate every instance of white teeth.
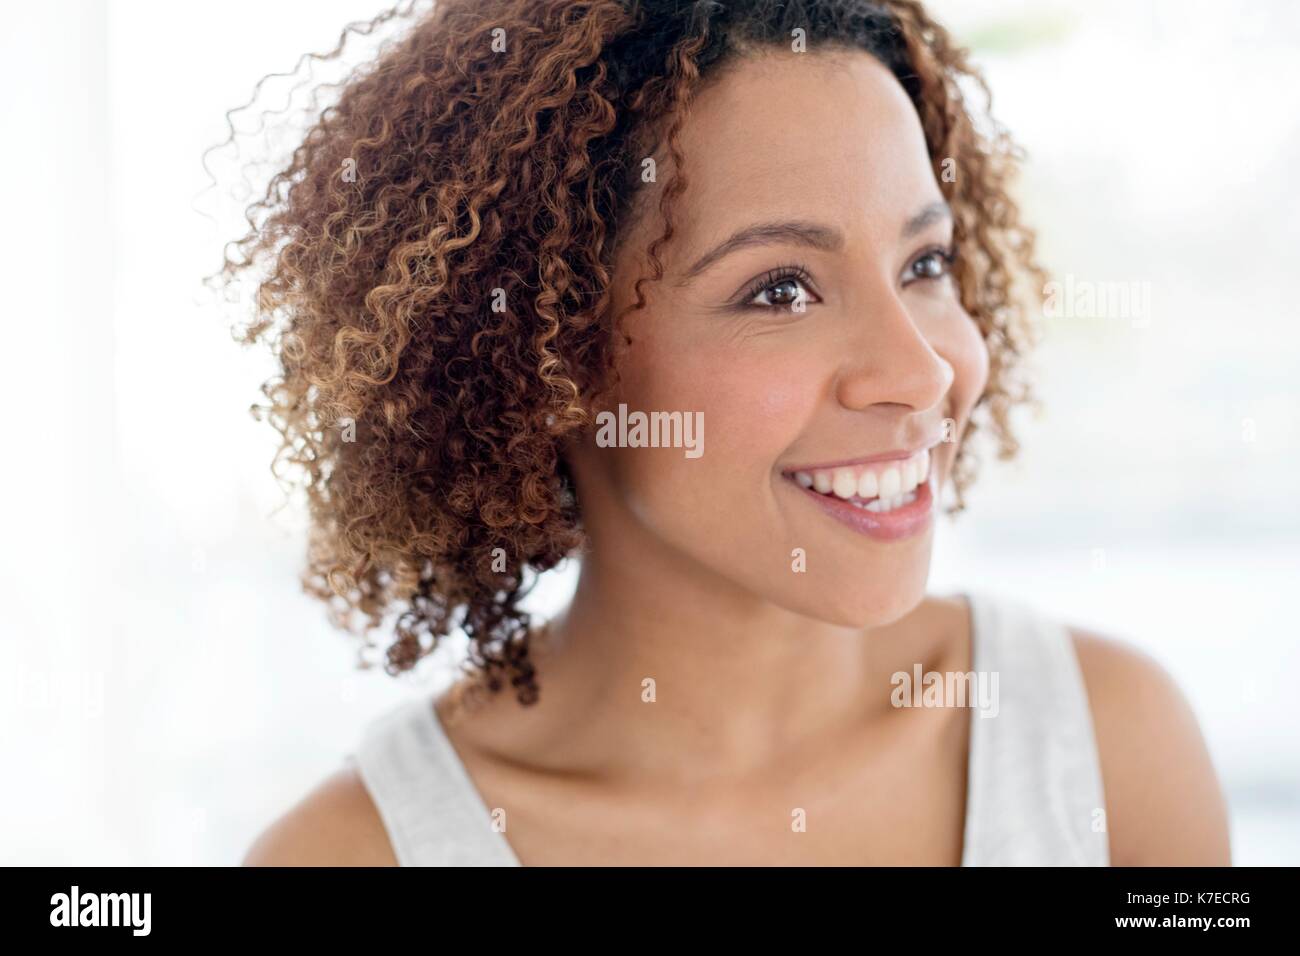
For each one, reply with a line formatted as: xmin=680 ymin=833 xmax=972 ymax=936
xmin=878 ymin=467 xmax=901 ymax=498
xmin=857 ymin=469 xmax=878 ymax=499
xmin=863 ymin=489 xmax=918 ymax=513
xmin=902 ymin=460 xmax=918 ymax=493
xmin=831 ymin=468 xmax=858 ymax=499
xmin=795 ymin=448 xmax=934 ymax=504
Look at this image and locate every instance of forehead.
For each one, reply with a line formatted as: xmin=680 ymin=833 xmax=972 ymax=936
xmin=665 ymin=48 xmax=941 ymax=253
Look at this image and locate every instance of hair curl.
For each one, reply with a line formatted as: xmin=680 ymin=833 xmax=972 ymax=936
xmin=214 ymin=0 xmax=1044 ymax=706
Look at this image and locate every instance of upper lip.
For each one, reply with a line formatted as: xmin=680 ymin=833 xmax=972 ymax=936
xmin=782 ymin=438 xmax=941 ymax=474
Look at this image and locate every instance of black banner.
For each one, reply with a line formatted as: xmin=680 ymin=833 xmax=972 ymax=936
xmin=3 ymin=866 xmax=1281 ymax=941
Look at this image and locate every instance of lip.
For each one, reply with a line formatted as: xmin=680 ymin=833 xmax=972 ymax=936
xmin=791 ymin=472 xmax=935 ymax=542
xmin=782 ymin=439 xmax=941 ymax=474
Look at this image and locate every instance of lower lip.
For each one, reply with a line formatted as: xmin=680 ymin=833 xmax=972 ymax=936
xmin=791 ymin=475 xmax=935 ymax=542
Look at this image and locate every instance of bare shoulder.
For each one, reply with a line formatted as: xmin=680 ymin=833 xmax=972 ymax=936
xmin=1069 ymin=627 xmax=1231 ymax=866
xmin=242 ymin=765 xmax=397 ymax=867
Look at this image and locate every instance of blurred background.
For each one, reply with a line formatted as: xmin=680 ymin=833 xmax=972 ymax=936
xmin=1 ymin=0 xmax=1296 ymax=865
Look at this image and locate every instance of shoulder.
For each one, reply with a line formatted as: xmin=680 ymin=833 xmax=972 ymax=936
xmin=1068 ymin=627 xmax=1231 ymax=866
xmin=242 ymin=765 xmax=398 ymax=867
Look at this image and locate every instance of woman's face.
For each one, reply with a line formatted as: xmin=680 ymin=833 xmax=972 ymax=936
xmin=572 ymin=48 xmax=989 ymax=627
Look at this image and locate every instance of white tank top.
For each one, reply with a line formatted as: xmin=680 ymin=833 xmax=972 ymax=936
xmin=346 ymin=590 xmax=1110 ymax=865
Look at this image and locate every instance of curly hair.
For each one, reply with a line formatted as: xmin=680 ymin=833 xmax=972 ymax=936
xmin=214 ymin=0 xmax=1043 ymax=707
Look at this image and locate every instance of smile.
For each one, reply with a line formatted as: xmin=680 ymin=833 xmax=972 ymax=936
xmin=783 ymin=446 xmax=936 ymax=541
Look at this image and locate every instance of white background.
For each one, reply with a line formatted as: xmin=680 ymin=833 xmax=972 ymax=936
xmin=1 ymin=0 xmax=1296 ymax=865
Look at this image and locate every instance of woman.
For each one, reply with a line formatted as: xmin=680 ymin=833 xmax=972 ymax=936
xmin=232 ymin=0 xmax=1229 ymax=865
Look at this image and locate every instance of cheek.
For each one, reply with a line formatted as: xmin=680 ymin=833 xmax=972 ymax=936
xmin=930 ymin=313 xmax=989 ymax=486
xmin=619 ymin=336 xmax=810 ymax=470
xmin=944 ymin=313 xmax=990 ymax=419
xmin=607 ymin=325 xmax=815 ymax=534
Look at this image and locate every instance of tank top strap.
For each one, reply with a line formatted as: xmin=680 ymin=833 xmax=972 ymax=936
xmin=960 ymin=589 xmax=1111 ymax=866
xmin=351 ymin=591 xmax=1110 ymax=866
xmin=347 ymin=694 xmax=521 ymax=866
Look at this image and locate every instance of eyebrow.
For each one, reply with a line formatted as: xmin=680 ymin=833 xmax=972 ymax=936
xmin=901 ymin=200 xmax=953 ymax=239
xmin=677 ymin=201 xmax=954 ymax=284
xmin=677 ymin=221 xmax=843 ymax=284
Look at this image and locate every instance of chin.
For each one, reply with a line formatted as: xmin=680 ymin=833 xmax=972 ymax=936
xmin=760 ymin=544 xmax=934 ymax=630
xmin=827 ymin=578 xmax=929 ymax=629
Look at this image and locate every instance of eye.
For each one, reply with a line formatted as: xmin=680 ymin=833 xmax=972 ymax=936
xmin=904 ymin=245 xmax=956 ymax=285
xmin=741 ymin=265 xmax=820 ymax=311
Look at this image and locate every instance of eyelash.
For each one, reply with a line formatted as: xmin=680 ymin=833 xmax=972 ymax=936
xmin=738 ymin=263 xmax=817 ymax=311
xmin=905 ymin=244 xmax=958 ymax=285
xmin=738 ymin=245 xmax=958 ymax=312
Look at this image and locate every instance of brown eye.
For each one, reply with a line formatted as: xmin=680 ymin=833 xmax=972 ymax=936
xmin=753 ymin=278 xmax=808 ymax=308
xmin=905 ymin=247 xmax=955 ymax=284
xmin=740 ymin=265 xmax=819 ymax=312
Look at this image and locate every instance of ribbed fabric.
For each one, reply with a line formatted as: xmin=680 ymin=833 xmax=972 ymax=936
xmin=346 ymin=691 xmax=520 ymax=866
xmin=959 ymin=591 xmax=1110 ymax=865
xmin=348 ymin=590 xmax=1110 ymax=866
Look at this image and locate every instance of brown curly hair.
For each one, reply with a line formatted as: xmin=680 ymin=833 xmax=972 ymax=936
xmin=214 ymin=0 xmax=1043 ymax=707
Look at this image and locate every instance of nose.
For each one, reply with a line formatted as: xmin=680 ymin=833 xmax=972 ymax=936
xmin=834 ymin=290 xmax=954 ymax=413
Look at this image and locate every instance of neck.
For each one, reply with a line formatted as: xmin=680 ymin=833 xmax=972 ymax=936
xmin=494 ymin=505 xmax=950 ymax=784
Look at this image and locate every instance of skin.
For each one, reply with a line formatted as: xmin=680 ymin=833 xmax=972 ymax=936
xmin=244 ymin=49 xmax=1230 ymax=866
